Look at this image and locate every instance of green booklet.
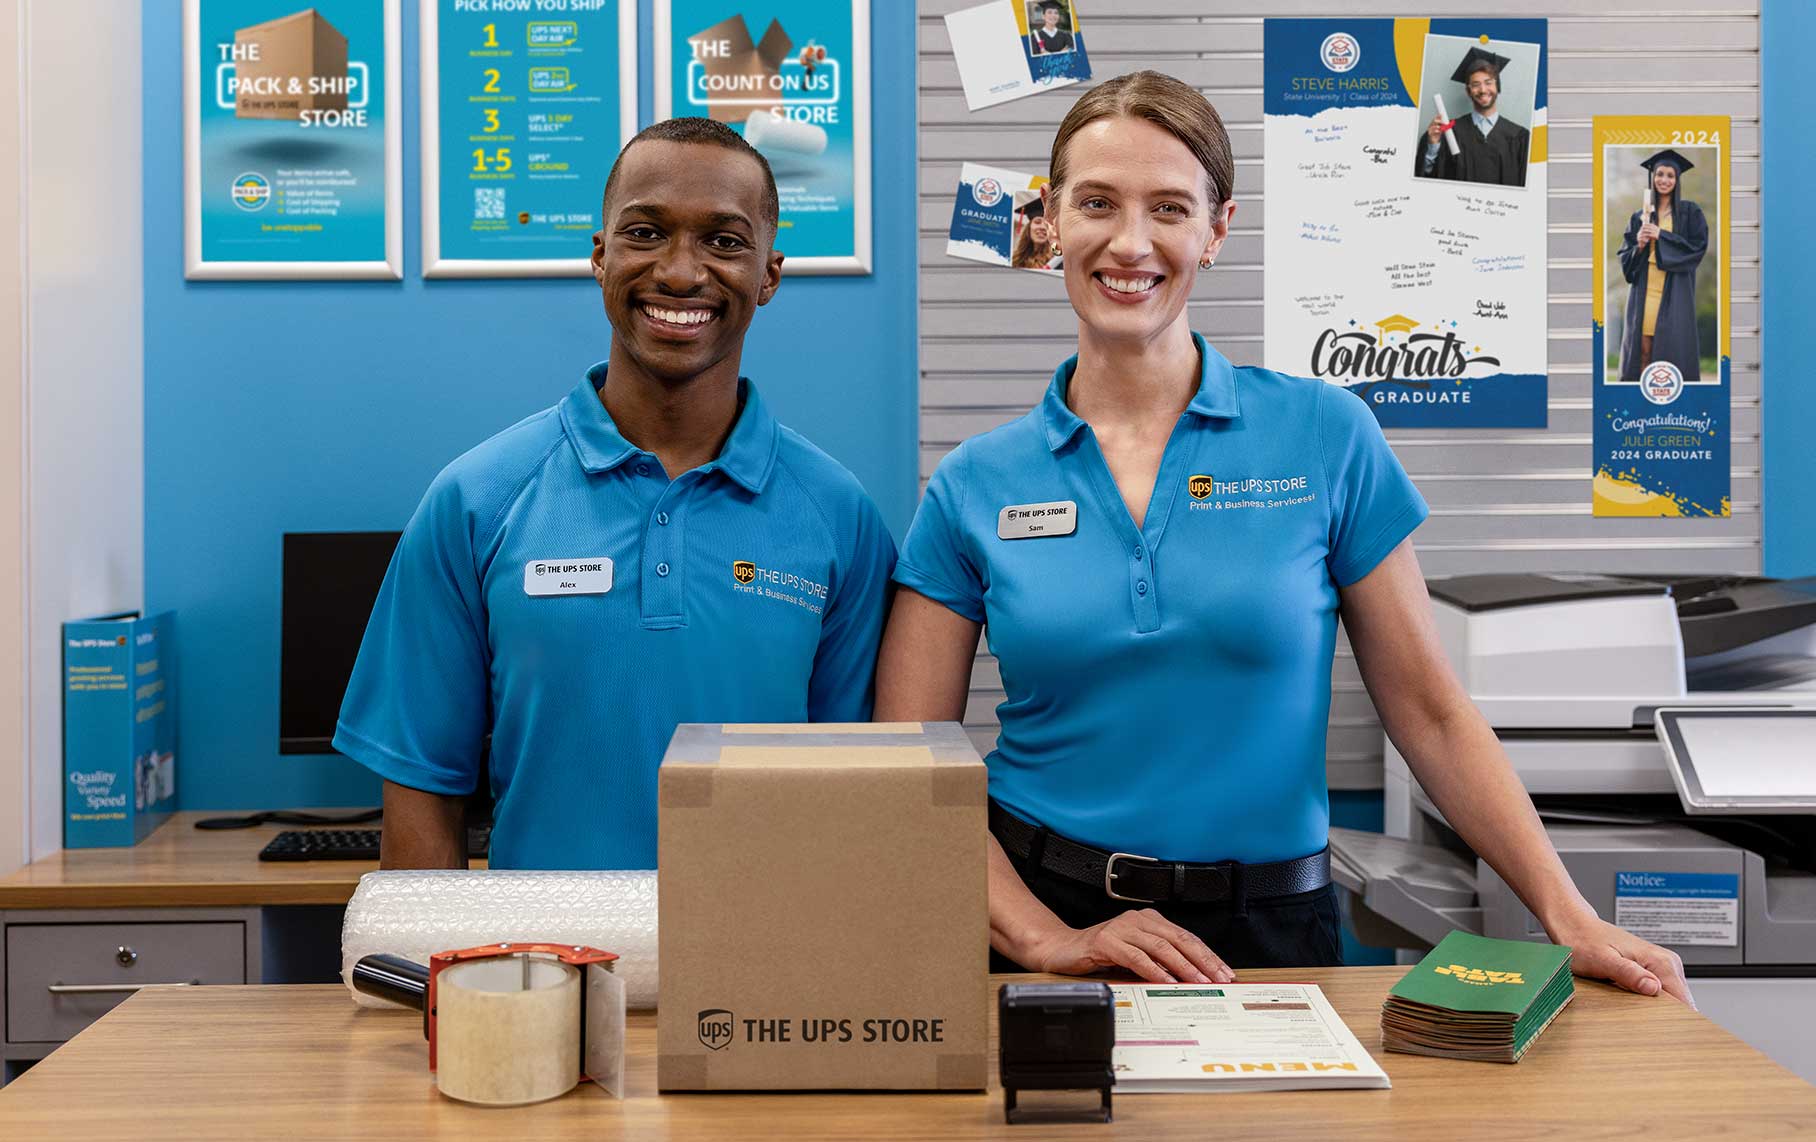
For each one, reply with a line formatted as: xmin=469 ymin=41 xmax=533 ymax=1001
xmin=1382 ymin=931 xmax=1574 ymax=1062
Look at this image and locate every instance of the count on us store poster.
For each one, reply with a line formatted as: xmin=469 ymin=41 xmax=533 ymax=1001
xmin=1263 ymin=19 xmax=1548 ymax=428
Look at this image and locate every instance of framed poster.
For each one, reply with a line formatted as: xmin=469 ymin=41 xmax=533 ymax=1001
xmin=421 ymin=0 xmax=639 ymax=278
xmin=184 ymin=0 xmax=402 ymax=280
xmin=1262 ymin=19 xmax=1549 ymax=428
xmin=1591 ymin=116 xmax=1731 ymax=518
xmin=654 ymin=0 xmax=872 ymax=275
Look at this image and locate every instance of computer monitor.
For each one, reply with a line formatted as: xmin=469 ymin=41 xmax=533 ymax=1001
xmin=279 ymin=531 xmax=401 ymax=754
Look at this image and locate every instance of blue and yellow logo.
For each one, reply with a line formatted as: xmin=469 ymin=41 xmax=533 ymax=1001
xmin=230 ymin=172 xmax=271 ymax=212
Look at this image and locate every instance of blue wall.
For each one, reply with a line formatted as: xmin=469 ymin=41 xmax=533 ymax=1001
xmin=1762 ymin=0 xmax=1814 ymax=578
xmin=143 ymin=0 xmax=919 ymax=810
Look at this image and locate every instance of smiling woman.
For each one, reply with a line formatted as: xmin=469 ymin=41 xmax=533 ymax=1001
xmin=875 ymin=71 xmax=1696 ymax=1008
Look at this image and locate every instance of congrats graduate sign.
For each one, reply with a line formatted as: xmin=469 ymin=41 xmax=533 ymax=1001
xmin=1263 ymin=19 xmax=1548 ymax=428
xmin=654 ymin=0 xmax=872 ymax=274
xmin=184 ymin=0 xmax=401 ymax=279
xmin=1591 ymin=117 xmax=1731 ymax=518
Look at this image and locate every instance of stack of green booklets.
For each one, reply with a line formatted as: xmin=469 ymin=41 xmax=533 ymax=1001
xmin=1381 ymin=931 xmax=1575 ymax=1063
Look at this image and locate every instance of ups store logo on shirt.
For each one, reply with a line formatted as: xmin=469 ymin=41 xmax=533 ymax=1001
xmin=1188 ymin=474 xmax=1215 ymax=501
xmin=1434 ymin=964 xmax=1525 ymax=987
xmin=732 ymin=561 xmax=756 ymax=584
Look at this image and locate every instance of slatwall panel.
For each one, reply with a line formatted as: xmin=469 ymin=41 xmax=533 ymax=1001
xmin=917 ymin=0 xmax=1763 ymax=786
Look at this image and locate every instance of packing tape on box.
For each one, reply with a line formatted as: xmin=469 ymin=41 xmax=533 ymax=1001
xmin=662 ymin=722 xmax=983 ymax=809
xmin=341 ymin=869 xmax=658 ymax=1010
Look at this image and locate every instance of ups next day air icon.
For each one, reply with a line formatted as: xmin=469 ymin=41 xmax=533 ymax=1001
xmin=732 ymin=560 xmax=756 ymax=584
xmin=1189 ymin=474 xmax=1215 ymax=500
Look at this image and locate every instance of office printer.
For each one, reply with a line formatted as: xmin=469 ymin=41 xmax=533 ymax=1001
xmin=1330 ymin=573 xmax=1816 ymax=1079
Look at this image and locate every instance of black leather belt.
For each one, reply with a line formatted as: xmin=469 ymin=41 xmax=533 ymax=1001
xmin=989 ymin=799 xmax=1330 ymax=910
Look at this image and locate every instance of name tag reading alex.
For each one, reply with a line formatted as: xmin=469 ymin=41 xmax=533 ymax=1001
xmin=997 ymin=500 xmax=1078 ymax=540
xmin=523 ymin=557 xmax=614 ymax=597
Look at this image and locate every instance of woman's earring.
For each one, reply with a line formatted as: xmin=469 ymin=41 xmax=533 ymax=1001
xmin=1200 ymin=257 xmax=1216 ymax=269
xmin=1051 ymin=243 xmax=1062 ymax=256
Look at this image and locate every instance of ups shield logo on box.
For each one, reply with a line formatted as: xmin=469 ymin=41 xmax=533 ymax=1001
xmin=698 ymin=1008 xmax=734 ymax=1050
xmin=732 ymin=561 xmax=756 ymax=584
xmin=1189 ymin=474 xmax=1215 ymax=501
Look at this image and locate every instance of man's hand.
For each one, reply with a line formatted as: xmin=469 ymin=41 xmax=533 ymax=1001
xmin=1550 ymin=914 xmax=1695 ymax=1008
xmin=1426 ymin=115 xmax=1447 ymax=145
xmin=1032 ymin=909 xmax=1235 ymax=984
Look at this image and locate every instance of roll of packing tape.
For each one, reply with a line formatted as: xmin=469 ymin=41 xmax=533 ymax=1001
xmin=435 ymin=956 xmax=581 ymax=1106
xmin=744 ymin=109 xmax=827 ymax=156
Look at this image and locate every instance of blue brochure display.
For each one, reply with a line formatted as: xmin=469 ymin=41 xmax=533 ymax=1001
xmin=63 ymin=612 xmax=177 ymax=848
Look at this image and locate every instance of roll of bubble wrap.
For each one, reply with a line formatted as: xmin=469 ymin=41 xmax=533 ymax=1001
xmin=340 ymin=869 xmax=659 ymax=1010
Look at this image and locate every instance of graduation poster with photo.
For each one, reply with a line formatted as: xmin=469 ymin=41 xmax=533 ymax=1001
xmin=946 ymin=163 xmax=1060 ymax=276
xmin=654 ymin=0 xmax=872 ymax=274
xmin=421 ymin=0 xmax=638 ymax=278
xmin=184 ymin=0 xmax=401 ymax=279
xmin=1592 ymin=116 xmax=1731 ymax=518
xmin=1262 ymin=19 xmax=1549 ymax=428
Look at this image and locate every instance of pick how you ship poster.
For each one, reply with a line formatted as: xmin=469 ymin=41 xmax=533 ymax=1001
xmin=654 ymin=0 xmax=872 ymax=274
xmin=1591 ymin=117 xmax=1731 ymax=518
xmin=185 ymin=0 xmax=401 ymax=279
xmin=1263 ymin=19 xmax=1549 ymax=428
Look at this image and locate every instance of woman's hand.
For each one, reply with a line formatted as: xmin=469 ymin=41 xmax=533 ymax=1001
xmin=1032 ymin=909 xmax=1235 ymax=984
xmin=1638 ymin=221 xmax=1660 ymax=245
xmin=1548 ymin=913 xmax=1695 ymax=1008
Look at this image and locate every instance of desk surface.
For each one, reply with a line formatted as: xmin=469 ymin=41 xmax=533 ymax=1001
xmin=2 ymin=969 xmax=1811 ymax=1140
xmin=0 ymin=811 xmax=483 ymax=909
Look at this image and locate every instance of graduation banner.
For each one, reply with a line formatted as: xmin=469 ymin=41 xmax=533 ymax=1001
xmin=184 ymin=0 xmax=401 ymax=279
xmin=1592 ymin=117 xmax=1731 ymax=518
xmin=1262 ymin=19 xmax=1549 ymax=428
xmin=421 ymin=0 xmax=637 ymax=278
xmin=654 ymin=0 xmax=872 ymax=274
xmin=946 ymin=163 xmax=1060 ymax=276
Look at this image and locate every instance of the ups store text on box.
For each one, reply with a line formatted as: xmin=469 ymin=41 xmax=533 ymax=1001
xmin=658 ymin=722 xmax=988 ymax=1090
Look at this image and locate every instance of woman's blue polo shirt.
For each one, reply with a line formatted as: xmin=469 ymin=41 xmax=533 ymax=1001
xmin=894 ymin=335 xmax=1427 ymax=864
xmin=334 ymin=367 xmax=896 ymax=869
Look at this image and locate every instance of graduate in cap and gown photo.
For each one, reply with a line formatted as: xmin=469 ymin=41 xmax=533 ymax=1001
xmin=1617 ymin=149 xmax=1710 ymax=382
xmin=1417 ymin=46 xmax=1531 ymax=188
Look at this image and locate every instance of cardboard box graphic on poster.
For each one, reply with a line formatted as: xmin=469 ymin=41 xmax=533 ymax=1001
xmin=421 ymin=0 xmax=638 ymax=278
xmin=654 ymin=1 xmax=872 ymax=275
xmin=184 ymin=0 xmax=402 ymax=280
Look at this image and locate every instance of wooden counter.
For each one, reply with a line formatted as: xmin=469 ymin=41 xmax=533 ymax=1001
xmin=2 ymin=968 xmax=1812 ymax=1140
xmin=0 ymin=811 xmax=485 ymax=909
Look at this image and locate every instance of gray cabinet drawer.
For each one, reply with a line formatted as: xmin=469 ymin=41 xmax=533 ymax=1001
xmin=6 ymin=922 xmax=245 ymax=1043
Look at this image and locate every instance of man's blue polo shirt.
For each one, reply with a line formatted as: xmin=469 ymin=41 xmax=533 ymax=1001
xmin=894 ymin=334 xmax=1427 ymax=865
xmin=334 ymin=366 xmax=896 ymax=869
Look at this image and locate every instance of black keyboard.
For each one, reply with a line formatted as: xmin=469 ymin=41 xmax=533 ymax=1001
xmin=258 ymin=825 xmax=492 ymax=862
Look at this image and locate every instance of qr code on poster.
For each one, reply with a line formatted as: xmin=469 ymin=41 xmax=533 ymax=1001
xmin=474 ymin=187 xmax=505 ymax=220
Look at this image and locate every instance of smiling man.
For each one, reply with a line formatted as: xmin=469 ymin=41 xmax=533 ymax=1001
xmin=334 ymin=118 xmax=896 ymax=870
xmin=1416 ymin=46 xmax=1530 ymax=189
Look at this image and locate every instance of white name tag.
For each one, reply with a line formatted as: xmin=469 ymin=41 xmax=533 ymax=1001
xmin=523 ymin=557 xmax=614 ymax=596
xmin=997 ymin=500 xmax=1078 ymax=540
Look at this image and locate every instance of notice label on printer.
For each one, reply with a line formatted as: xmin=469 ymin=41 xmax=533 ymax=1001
xmin=1613 ymin=871 xmax=1739 ymax=947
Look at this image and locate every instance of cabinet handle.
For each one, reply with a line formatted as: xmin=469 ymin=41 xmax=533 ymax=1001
xmin=47 ymin=980 xmax=199 ymax=994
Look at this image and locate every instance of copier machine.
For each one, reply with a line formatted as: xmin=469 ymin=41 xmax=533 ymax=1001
xmin=1330 ymin=573 xmax=1816 ymax=1080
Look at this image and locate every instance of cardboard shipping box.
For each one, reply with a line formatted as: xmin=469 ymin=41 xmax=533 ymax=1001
xmin=684 ymin=14 xmax=793 ymax=125
xmin=658 ymin=722 xmax=988 ymax=1091
xmin=234 ymin=8 xmax=350 ymax=121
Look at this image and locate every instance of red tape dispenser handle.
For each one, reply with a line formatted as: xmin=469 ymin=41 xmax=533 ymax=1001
xmin=426 ymin=943 xmax=619 ymax=1073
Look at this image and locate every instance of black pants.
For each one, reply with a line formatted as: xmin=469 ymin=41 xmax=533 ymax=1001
xmin=991 ymin=837 xmax=1345 ymax=974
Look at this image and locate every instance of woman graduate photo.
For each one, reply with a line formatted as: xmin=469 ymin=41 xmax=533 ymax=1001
xmin=1010 ymin=195 xmax=1056 ymax=270
xmin=878 ymin=70 xmax=1693 ymax=1006
xmin=1617 ymin=149 xmax=1711 ymax=382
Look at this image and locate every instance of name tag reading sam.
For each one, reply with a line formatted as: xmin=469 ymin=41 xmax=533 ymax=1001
xmin=997 ymin=500 xmax=1078 ymax=540
xmin=523 ymin=557 xmax=614 ymax=597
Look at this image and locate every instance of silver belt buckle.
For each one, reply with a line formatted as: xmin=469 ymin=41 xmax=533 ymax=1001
xmin=1104 ymin=851 xmax=1162 ymax=903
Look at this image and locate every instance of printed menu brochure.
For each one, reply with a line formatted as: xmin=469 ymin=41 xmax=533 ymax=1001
xmin=1111 ymin=983 xmax=1391 ymax=1092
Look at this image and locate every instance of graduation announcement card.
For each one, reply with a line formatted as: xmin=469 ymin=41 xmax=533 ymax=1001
xmin=1263 ymin=19 xmax=1549 ymax=428
xmin=945 ymin=0 xmax=1090 ymax=111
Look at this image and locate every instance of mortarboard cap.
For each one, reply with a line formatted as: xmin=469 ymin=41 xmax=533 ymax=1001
xmin=1451 ymin=46 xmax=1511 ymax=84
xmin=1640 ymin=149 xmax=1695 ymax=175
xmin=1016 ymin=195 xmax=1045 ymax=218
